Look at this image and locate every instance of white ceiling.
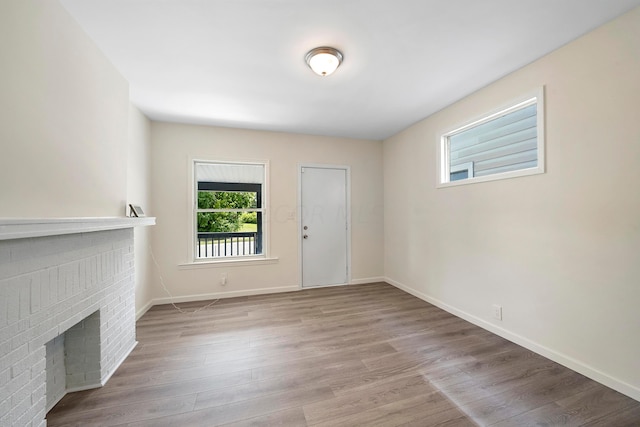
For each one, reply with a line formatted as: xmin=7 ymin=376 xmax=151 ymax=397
xmin=60 ymin=0 xmax=640 ymax=141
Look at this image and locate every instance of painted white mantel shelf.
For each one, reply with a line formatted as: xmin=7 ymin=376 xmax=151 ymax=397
xmin=0 ymin=217 xmax=156 ymax=241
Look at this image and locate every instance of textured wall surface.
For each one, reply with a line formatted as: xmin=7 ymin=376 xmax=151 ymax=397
xmin=0 ymin=229 xmax=137 ymax=426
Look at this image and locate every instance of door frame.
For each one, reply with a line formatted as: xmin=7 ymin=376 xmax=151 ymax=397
xmin=298 ymin=163 xmax=352 ymax=289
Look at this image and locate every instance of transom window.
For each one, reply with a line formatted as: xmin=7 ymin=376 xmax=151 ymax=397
xmin=439 ymin=89 xmax=545 ymax=187
xmin=194 ymin=161 xmax=265 ymax=260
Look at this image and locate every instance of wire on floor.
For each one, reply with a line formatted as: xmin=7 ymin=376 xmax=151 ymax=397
xmin=149 ymin=248 xmax=219 ymax=315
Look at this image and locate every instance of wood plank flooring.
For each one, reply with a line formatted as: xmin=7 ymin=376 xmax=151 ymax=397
xmin=47 ymin=283 xmax=640 ymax=426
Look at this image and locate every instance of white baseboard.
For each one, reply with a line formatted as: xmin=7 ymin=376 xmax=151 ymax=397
xmin=141 ymin=281 xmax=383 ymax=313
xmin=100 ymin=340 xmax=138 ymax=387
xmin=64 ymin=382 xmax=102 ymax=394
xmin=350 ymin=277 xmax=385 ymax=285
xmin=150 ymin=285 xmax=300 ymax=306
xmin=384 ymin=277 xmax=640 ymax=403
xmin=135 ymin=300 xmax=153 ymax=320
xmin=57 ymin=340 xmax=138 ymax=409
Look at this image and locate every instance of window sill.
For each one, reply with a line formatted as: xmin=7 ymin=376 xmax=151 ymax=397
xmin=437 ymin=166 xmax=544 ymax=189
xmin=178 ymin=257 xmax=279 ymax=269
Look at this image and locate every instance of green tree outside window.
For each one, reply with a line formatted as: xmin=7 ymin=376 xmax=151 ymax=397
xmin=197 ymin=191 xmax=257 ymax=233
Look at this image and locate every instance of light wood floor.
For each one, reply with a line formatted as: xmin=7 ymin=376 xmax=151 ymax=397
xmin=47 ymin=282 xmax=640 ymax=426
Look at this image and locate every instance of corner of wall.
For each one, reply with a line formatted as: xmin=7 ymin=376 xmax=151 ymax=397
xmin=127 ymin=105 xmax=154 ymax=318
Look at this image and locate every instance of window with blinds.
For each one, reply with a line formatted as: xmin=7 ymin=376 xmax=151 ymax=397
xmin=193 ymin=161 xmax=266 ymax=260
xmin=439 ymin=89 xmax=545 ymax=186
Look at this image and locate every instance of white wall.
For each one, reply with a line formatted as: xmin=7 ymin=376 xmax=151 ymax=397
xmin=383 ymin=7 xmax=640 ymax=400
xmin=0 ymin=0 xmax=154 ymax=318
xmin=150 ymin=123 xmax=384 ymax=302
xmin=127 ymin=106 xmax=153 ymax=317
xmin=0 ymin=0 xmax=129 ymax=217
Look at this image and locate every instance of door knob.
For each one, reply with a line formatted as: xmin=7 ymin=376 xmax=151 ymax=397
xmin=303 ymin=234 xmax=308 ymax=239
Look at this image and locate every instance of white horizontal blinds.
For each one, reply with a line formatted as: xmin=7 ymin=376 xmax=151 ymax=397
xmin=449 ymin=102 xmax=537 ymax=178
xmin=196 ymin=162 xmax=264 ymax=184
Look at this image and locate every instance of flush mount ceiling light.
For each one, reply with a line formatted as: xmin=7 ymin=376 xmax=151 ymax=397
xmin=305 ymin=47 xmax=343 ymax=77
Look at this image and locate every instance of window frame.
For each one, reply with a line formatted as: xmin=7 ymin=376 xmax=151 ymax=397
xmin=190 ymin=159 xmax=269 ymax=263
xmin=450 ymin=162 xmax=474 ymax=182
xmin=196 ymin=181 xmax=263 ymax=257
xmin=438 ymin=88 xmax=545 ymax=188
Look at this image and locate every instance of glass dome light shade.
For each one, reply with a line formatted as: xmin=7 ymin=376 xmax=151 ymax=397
xmin=305 ymin=47 xmax=343 ymax=77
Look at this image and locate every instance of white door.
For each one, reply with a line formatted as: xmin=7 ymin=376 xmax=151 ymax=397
xmin=300 ymin=166 xmax=349 ymax=288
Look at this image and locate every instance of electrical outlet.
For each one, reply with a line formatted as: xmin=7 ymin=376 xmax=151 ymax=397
xmin=220 ymin=273 xmax=228 ymax=286
xmin=492 ymin=304 xmax=503 ymax=321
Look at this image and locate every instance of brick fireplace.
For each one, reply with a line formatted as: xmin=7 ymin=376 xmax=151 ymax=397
xmin=0 ymin=218 xmax=154 ymax=426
